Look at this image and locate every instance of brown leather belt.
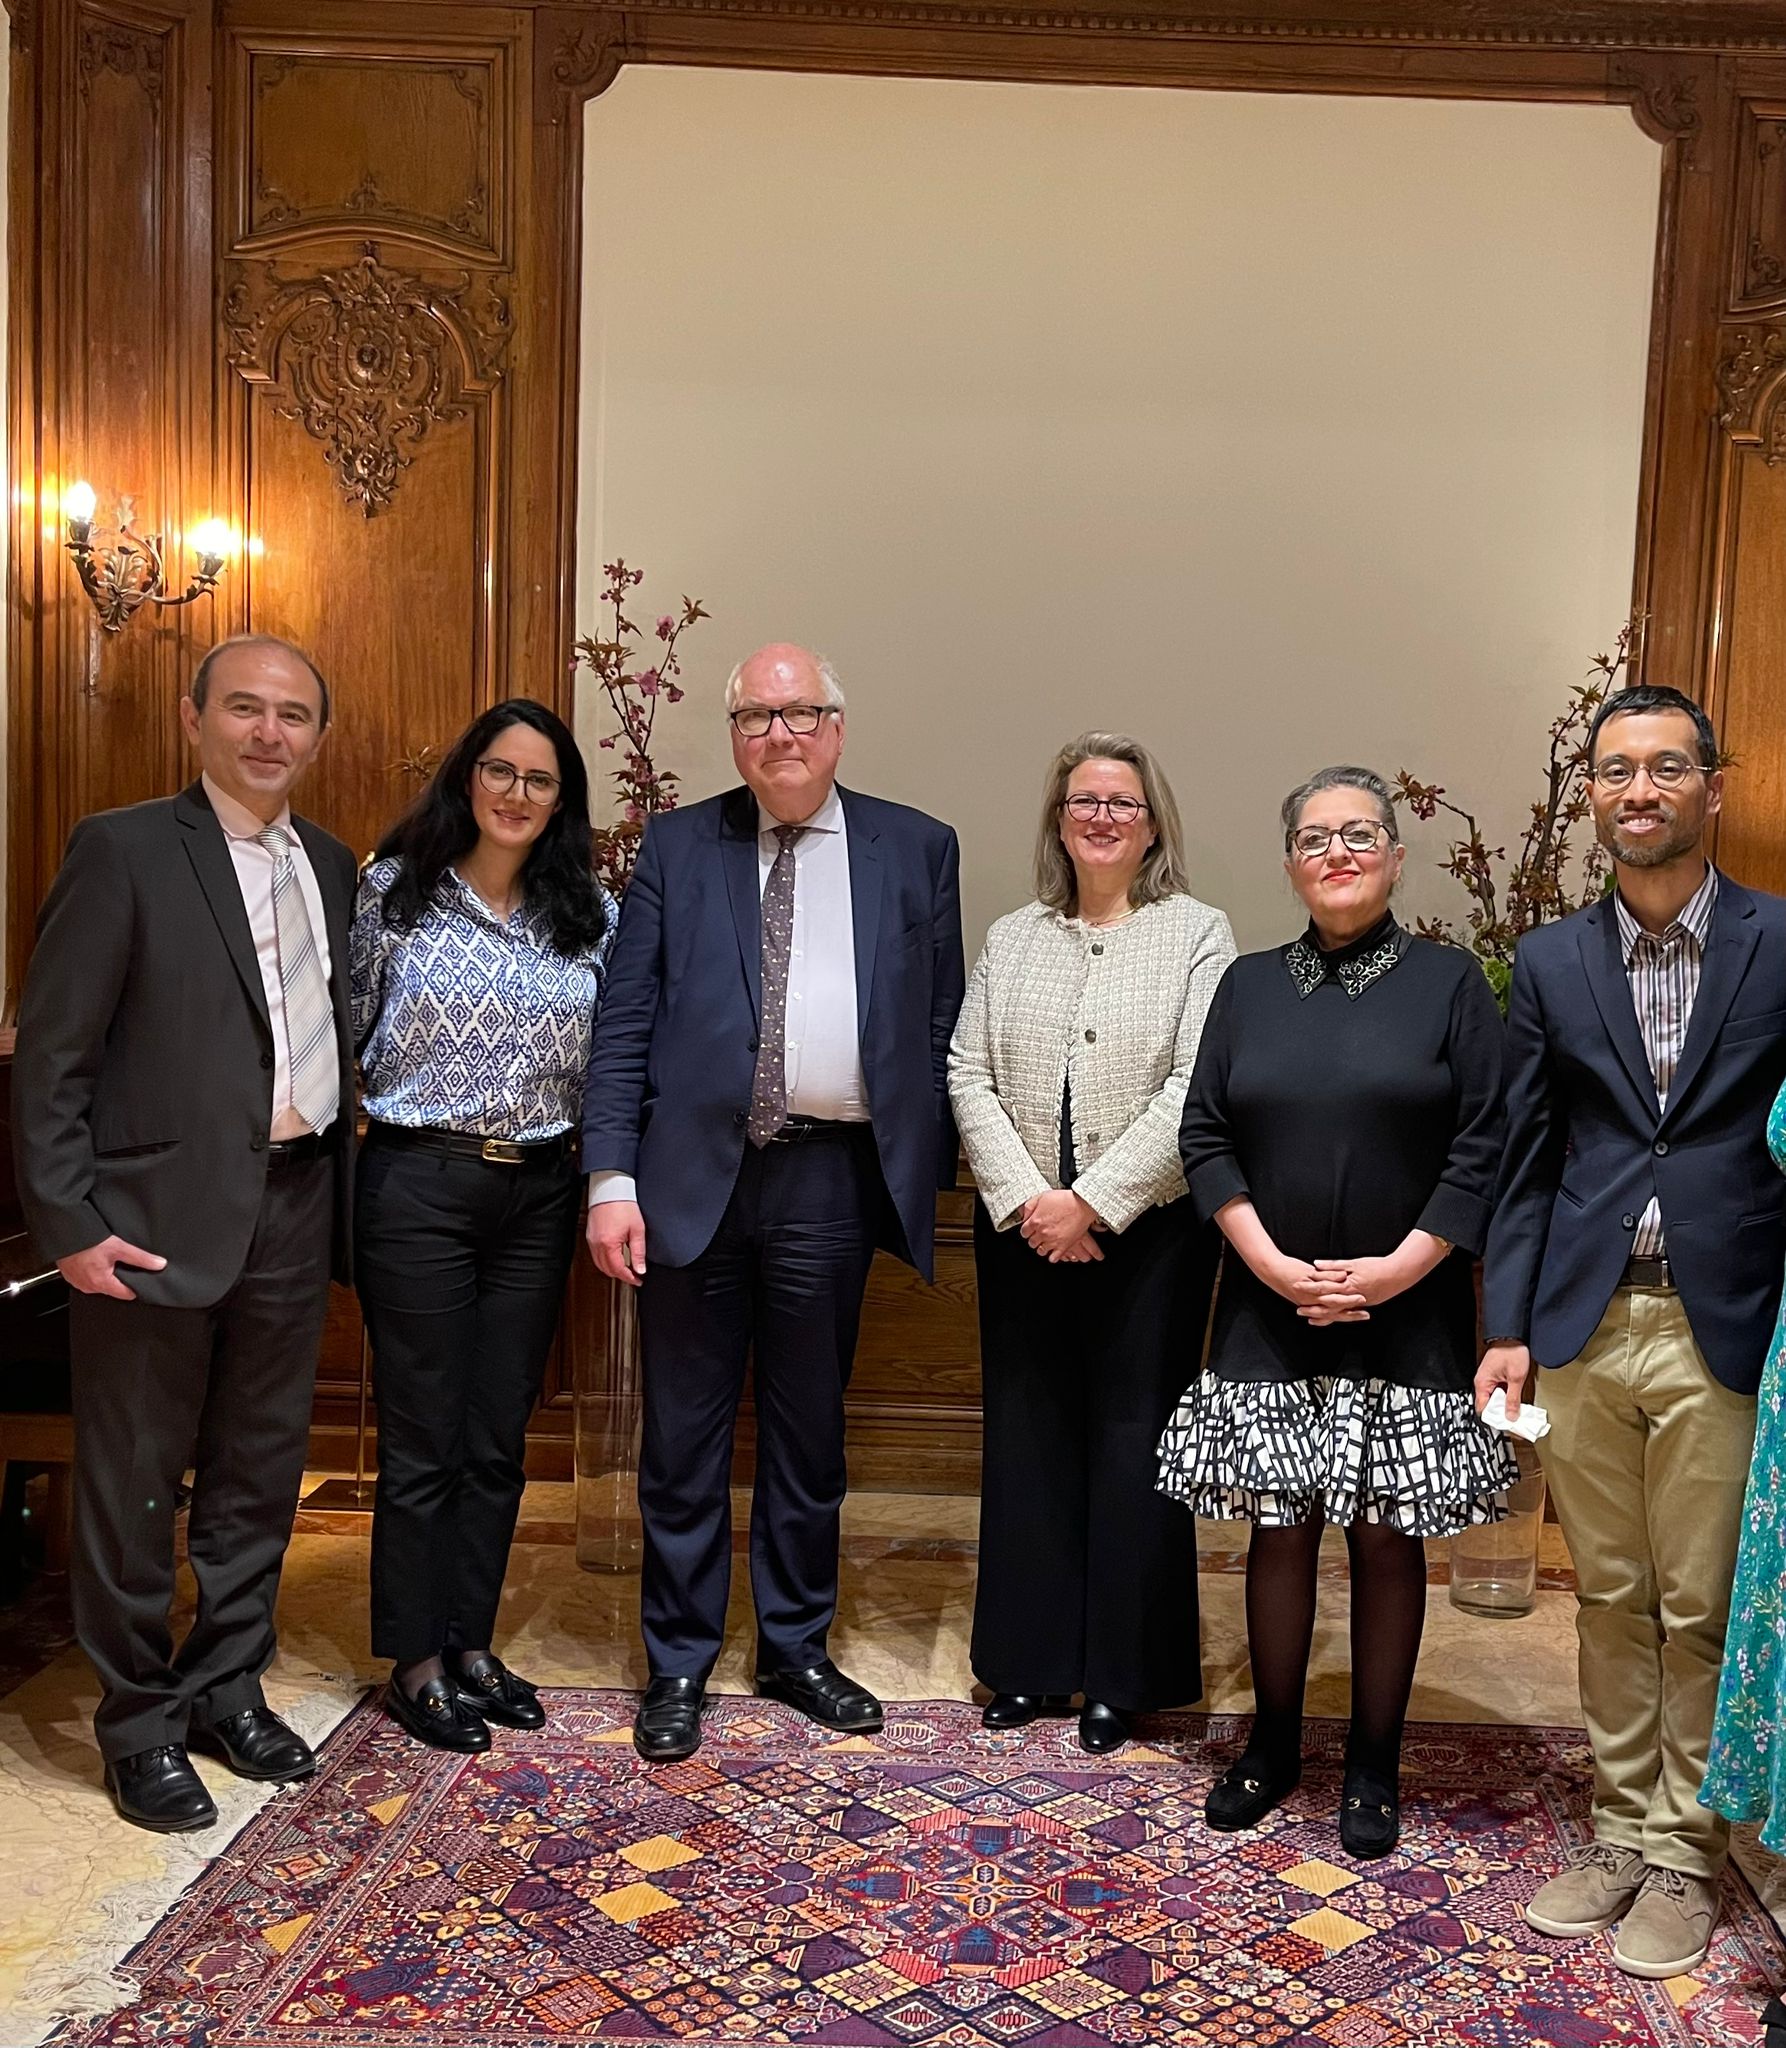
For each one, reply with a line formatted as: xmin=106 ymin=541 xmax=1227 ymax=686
xmin=1622 ymin=1254 xmax=1675 ymax=1289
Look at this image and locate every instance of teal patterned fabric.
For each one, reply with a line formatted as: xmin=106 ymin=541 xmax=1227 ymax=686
xmin=1702 ymin=1075 xmax=1786 ymax=1850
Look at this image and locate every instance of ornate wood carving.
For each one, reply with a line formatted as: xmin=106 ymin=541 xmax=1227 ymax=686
xmin=1717 ymin=322 xmax=1786 ymax=462
xmin=241 ymin=48 xmax=503 ymax=260
xmin=77 ymin=17 xmax=163 ymax=102
xmin=1734 ymin=107 xmax=1786 ymax=312
xmin=1613 ymin=57 xmax=1701 ymax=160
xmin=223 ymin=244 xmax=512 ymax=516
xmin=552 ymin=11 xmax=626 ymax=109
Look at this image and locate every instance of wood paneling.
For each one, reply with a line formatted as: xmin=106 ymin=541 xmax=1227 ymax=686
xmin=13 ymin=0 xmax=1786 ymax=1484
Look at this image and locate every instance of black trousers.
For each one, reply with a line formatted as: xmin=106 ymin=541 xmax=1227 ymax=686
xmin=636 ymin=1128 xmax=880 ymax=1678
xmin=971 ymin=1199 xmax=1216 ymax=1711
xmin=357 ymin=1131 xmax=581 ymax=1663
xmin=70 ymin=1151 xmax=335 ymax=1762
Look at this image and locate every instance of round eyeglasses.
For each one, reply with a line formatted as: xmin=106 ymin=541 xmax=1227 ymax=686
xmin=1289 ymin=821 xmax=1392 ymax=860
xmin=729 ymin=703 xmax=837 ymax=740
xmin=1588 ymin=753 xmax=1710 ymax=793
xmin=476 ymin=758 xmax=561 ymax=804
xmin=1062 ymin=794 xmax=1150 ymax=825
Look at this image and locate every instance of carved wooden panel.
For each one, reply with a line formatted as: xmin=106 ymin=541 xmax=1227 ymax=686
xmin=1706 ymin=446 xmax=1786 ymax=895
xmin=236 ymin=42 xmax=507 ymax=263
xmin=1733 ymin=101 xmax=1786 ymax=313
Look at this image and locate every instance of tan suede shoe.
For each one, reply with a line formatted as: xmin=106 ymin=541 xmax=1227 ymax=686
xmin=1611 ymin=1866 xmax=1720 ymax=1979
xmin=1525 ymin=1842 xmax=1647 ymax=1936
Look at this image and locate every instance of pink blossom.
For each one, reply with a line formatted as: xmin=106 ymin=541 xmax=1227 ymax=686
xmin=656 ymin=616 xmax=675 ymax=640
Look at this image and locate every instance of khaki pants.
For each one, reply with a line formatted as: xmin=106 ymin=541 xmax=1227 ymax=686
xmin=1538 ymin=1288 xmax=1756 ymax=1879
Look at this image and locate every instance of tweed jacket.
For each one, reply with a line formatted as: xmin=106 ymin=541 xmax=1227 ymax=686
xmin=949 ymin=893 xmax=1237 ymax=1234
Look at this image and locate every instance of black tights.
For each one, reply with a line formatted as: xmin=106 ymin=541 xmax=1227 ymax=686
xmin=1242 ymin=1518 xmax=1428 ymax=1784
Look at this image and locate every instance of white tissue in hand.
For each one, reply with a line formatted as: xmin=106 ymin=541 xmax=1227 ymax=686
xmin=1481 ymin=1387 xmax=1550 ymax=1441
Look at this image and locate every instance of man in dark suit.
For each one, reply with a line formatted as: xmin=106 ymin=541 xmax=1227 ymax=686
xmin=1479 ymin=684 xmax=1786 ymax=1978
xmin=584 ymin=642 xmax=964 ymax=1761
xmin=12 ymin=635 xmax=356 ymax=1831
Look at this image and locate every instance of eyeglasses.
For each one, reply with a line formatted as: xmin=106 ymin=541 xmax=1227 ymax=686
xmin=1062 ymin=794 xmax=1150 ymax=825
xmin=476 ymin=758 xmax=561 ymax=804
xmin=729 ymin=703 xmax=838 ymax=740
xmin=1588 ymin=753 xmax=1710 ymax=793
xmin=1289 ymin=821 xmax=1393 ymax=860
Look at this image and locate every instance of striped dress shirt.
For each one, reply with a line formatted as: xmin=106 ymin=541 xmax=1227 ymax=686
xmin=1615 ymin=864 xmax=1719 ymax=1258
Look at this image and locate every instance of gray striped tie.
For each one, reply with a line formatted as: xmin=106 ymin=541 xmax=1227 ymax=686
xmin=256 ymin=826 xmax=339 ymax=1133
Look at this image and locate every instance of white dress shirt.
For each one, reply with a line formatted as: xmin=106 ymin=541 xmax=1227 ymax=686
xmin=203 ymin=773 xmax=334 ymax=1140
xmin=590 ymin=783 xmax=867 ymax=1209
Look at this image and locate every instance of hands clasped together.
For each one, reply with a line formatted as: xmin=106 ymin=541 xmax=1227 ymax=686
xmin=1018 ymin=1189 xmax=1104 ymax=1263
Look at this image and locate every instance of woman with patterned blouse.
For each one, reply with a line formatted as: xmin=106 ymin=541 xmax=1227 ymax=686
xmin=949 ymin=734 xmax=1236 ymax=1755
xmin=1156 ymin=765 xmax=1514 ymax=1858
xmin=352 ymin=700 xmax=614 ymax=1752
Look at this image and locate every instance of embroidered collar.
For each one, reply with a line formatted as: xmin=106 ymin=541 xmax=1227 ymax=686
xmin=1285 ymin=914 xmax=1407 ymax=1001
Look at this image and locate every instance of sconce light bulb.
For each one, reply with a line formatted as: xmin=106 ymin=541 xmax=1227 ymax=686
xmin=64 ymin=480 xmax=98 ymax=525
xmin=187 ymin=518 xmax=238 ymax=564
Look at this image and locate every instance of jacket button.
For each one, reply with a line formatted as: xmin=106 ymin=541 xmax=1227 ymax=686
xmin=1654 ymin=1140 xmax=1669 ymax=1156
xmin=260 ymin=1052 xmax=274 ymax=1070
xmin=1087 ymin=1131 xmax=1100 ymax=1145
xmin=748 ymin=1038 xmax=759 ymax=1054
xmin=734 ymin=1110 xmax=748 ymax=1127
xmin=1084 ymin=1028 xmax=1097 ymax=1043
xmin=1621 ymin=1212 xmax=1636 ymax=1229
xmin=250 ymin=1134 xmax=266 ymax=1153
xmin=1091 ymin=943 xmax=1104 ymax=957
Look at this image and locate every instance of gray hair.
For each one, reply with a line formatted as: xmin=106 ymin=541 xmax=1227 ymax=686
xmin=1280 ymin=764 xmax=1399 ymax=849
xmin=723 ymin=652 xmax=846 ymax=712
xmin=1034 ymin=732 xmax=1193 ymax=915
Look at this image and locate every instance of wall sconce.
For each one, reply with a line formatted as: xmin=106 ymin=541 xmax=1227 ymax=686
xmin=62 ymin=481 xmax=239 ymax=634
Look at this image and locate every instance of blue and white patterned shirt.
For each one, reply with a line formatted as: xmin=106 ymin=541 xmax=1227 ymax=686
xmin=351 ymin=857 xmax=616 ymax=1142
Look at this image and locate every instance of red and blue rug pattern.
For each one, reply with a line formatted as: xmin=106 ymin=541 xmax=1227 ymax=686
xmin=49 ymin=1693 xmax=1786 ymax=2047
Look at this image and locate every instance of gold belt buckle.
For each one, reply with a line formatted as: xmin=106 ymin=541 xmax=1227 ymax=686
xmin=481 ymin=1138 xmax=526 ymax=1165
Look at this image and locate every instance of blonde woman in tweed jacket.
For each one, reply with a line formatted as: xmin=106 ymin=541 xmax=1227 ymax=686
xmin=949 ymin=733 xmax=1235 ymax=1755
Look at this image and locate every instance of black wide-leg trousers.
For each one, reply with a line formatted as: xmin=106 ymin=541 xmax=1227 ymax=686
xmin=636 ymin=1127 xmax=880 ymax=1680
xmin=70 ymin=1151 xmax=335 ymax=1763
xmin=357 ymin=1131 xmax=581 ymax=1663
xmin=971 ymin=1198 xmax=1216 ymax=1711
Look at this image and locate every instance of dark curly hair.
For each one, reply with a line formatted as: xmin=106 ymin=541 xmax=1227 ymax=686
xmin=374 ymin=699 xmax=610 ymax=958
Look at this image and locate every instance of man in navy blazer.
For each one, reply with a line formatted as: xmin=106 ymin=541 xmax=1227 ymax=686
xmin=583 ymin=643 xmax=964 ymax=1760
xmin=1478 ymin=684 xmax=1786 ymax=1978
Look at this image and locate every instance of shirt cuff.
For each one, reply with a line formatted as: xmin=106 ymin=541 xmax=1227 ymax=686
xmin=1414 ymin=1184 xmax=1492 ymax=1258
xmin=587 ymin=1170 xmax=638 ymax=1209
xmin=1186 ymin=1156 xmax=1250 ymax=1224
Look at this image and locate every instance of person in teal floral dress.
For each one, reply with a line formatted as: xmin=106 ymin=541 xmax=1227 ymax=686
xmin=1703 ymin=1075 xmax=1786 ymax=1851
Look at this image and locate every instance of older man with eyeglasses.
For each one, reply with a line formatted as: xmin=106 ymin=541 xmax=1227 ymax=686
xmin=1479 ymin=683 xmax=1786 ymax=1977
xmin=583 ymin=643 xmax=964 ymax=1761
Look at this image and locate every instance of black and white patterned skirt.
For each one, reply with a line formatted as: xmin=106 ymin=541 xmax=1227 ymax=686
xmin=1155 ymin=1372 xmax=1519 ymax=1537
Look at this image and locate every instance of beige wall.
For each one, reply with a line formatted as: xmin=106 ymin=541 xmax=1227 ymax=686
xmin=577 ymin=69 xmax=1659 ymax=955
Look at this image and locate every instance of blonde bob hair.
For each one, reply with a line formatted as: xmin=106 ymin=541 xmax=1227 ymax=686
xmin=1034 ymin=732 xmax=1192 ymax=916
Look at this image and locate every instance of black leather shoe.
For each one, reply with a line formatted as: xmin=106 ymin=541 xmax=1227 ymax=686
xmin=1078 ymin=1701 xmax=1130 ymax=1754
xmin=1339 ymin=1768 xmax=1400 ymax=1859
xmin=756 ymin=1660 xmax=883 ymax=1733
xmin=452 ymin=1655 xmax=545 ymax=1731
xmin=982 ymin=1693 xmax=1073 ymax=1730
xmin=1205 ymin=1753 xmax=1301 ymax=1832
xmin=104 ymin=1745 xmax=218 ymax=1833
xmin=190 ymin=1706 xmax=316 ymax=1783
xmin=385 ymin=1674 xmax=491 ymax=1753
xmin=635 ymin=1676 xmax=706 ymax=1761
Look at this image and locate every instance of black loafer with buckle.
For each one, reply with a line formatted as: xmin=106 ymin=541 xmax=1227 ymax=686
xmin=1205 ymin=1753 xmax=1301 ymax=1832
xmin=452 ymin=1655 xmax=545 ymax=1731
xmin=385 ymin=1673 xmax=492 ymax=1753
xmin=1339 ymin=1767 xmax=1400 ymax=1859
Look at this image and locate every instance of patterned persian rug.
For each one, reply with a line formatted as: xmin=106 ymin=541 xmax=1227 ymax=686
xmin=47 ymin=1693 xmax=1786 ymax=2047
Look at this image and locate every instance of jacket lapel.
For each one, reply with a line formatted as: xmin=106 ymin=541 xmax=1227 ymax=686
xmin=841 ymin=786 xmax=883 ymax=1037
xmin=1662 ymin=877 xmax=1759 ymax=1126
xmin=720 ymin=786 xmax=763 ymax=1024
xmin=1578 ymin=899 xmax=1660 ymax=1122
xmin=175 ymin=781 xmax=270 ymax=1031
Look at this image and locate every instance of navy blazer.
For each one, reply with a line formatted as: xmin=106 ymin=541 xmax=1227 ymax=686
xmin=581 ymin=784 xmax=966 ymax=1277
xmin=1482 ymin=873 xmax=1786 ymax=1392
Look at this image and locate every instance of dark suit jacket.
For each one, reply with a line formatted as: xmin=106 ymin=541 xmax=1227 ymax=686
xmin=11 ymin=780 xmax=358 ymax=1307
xmin=580 ymin=783 xmax=965 ymax=1278
xmin=1482 ymin=874 xmax=1786 ymax=1392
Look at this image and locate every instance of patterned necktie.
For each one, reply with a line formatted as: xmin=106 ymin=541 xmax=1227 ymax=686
xmin=746 ymin=825 xmax=805 ymax=1148
xmin=255 ymin=825 xmax=339 ymax=1133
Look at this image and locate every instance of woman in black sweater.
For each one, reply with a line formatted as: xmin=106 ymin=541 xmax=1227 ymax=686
xmin=1157 ymin=765 xmax=1515 ymax=1859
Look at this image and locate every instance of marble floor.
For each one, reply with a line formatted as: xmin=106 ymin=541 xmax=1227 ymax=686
xmin=0 ymin=1480 xmax=1768 ymax=2043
